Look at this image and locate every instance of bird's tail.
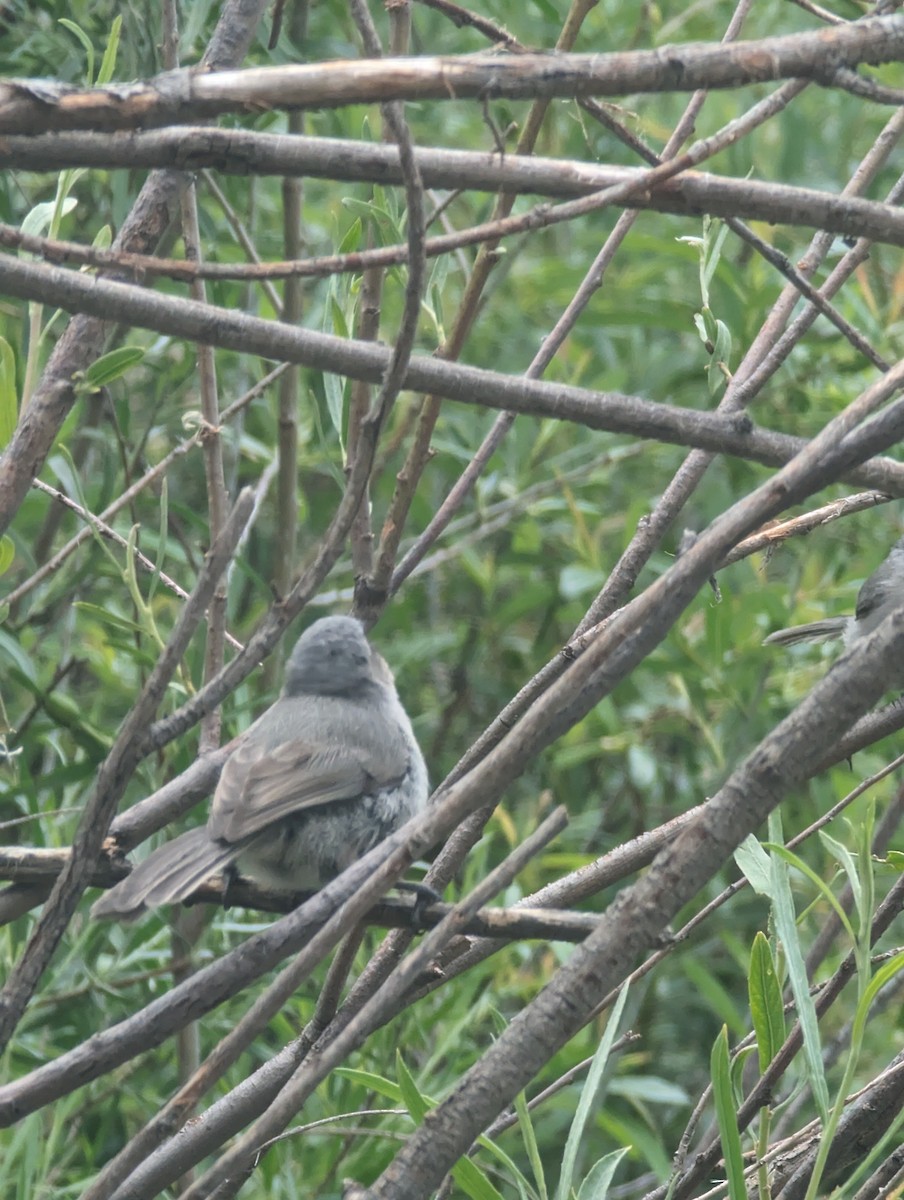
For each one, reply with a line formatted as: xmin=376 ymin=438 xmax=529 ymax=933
xmin=763 ymin=617 xmax=848 ymax=647
xmin=91 ymin=827 xmax=238 ymax=920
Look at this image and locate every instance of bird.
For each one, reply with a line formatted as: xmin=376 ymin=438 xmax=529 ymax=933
xmin=763 ymin=534 xmax=904 ymax=652
xmin=92 ymin=615 xmax=429 ymax=919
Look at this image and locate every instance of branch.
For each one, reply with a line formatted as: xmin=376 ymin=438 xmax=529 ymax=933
xmin=0 ymin=848 xmax=599 ymax=941
xmin=0 ymin=18 xmax=902 ymax=132
xmin=5 ymin=131 xmax=904 ymax=250
xmin=2 ymin=255 xmax=904 ymax=548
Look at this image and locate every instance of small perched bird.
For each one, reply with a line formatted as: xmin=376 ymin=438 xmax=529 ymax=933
xmin=764 ymin=534 xmax=904 ymax=652
xmin=92 ymin=616 xmax=429 ymax=919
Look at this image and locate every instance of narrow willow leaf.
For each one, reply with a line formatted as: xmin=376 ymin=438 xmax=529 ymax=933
xmin=514 ymin=1089 xmax=547 ymax=1200
xmin=0 ymin=336 xmax=17 ymax=447
xmin=334 ymin=1066 xmax=401 ymax=1100
xmin=395 ymin=1051 xmax=429 ymax=1124
xmin=555 ymin=984 xmax=630 ymax=1200
xmin=20 ymin=197 xmax=77 ymax=240
xmin=850 ymin=949 xmax=904 ymax=1048
xmin=765 ymin=841 xmax=856 ymax=946
xmin=818 ymin=829 xmax=863 ymax=921
xmin=734 ymin=835 xmax=772 ymax=896
xmin=396 ymin=1053 xmax=510 ymax=1200
xmin=767 ymin=813 xmax=830 ymax=1124
xmin=576 ymin=1148 xmax=631 ymax=1200
xmin=451 ymin=1156 xmax=507 ymax=1200
xmin=96 ymin=14 xmax=122 ymax=85
xmin=0 ymin=535 xmax=14 ymax=576
xmin=58 ymin=18 xmax=95 ymax=82
xmin=749 ymin=932 xmax=785 ymax=1072
xmin=710 ymin=1026 xmax=746 ymax=1200
xmin=82 ymin=347 xmax=145 ymax=391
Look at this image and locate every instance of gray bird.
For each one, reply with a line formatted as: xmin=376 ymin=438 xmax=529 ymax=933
xmin=763 ymin=534 xmax=904 ymax=652
xmin=92 ymin=616 xmax=428 ymax=919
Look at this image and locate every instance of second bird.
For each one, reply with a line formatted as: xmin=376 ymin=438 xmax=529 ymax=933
xmin=764 ymin=534 xmax=904 ymax=651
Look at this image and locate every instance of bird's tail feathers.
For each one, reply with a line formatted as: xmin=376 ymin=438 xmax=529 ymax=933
xmin=763 ymin=617 xmax=848 ymax=647
xmin=91 ymin=827 xmax=238 ymax=920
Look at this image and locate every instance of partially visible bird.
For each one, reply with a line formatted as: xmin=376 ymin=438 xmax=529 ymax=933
xmin=764 ymin=534 xmax=904 ymax=651
xmin=92 ymin=616 xmax=428 ymax=919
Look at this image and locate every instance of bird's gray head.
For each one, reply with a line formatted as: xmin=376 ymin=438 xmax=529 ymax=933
xmin=283 ymin=616 xmax=379 ymax=697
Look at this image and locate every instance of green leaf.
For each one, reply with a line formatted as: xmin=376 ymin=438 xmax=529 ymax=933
xmin=0 ymin=336 xmax=18 ymax=448
xmin=734 ymin=835 xmax=772 ymax=896
xmin=576 ymin=1148 xmax=630 ymax=1200
xmin=559 ymin=564 xmax=603 ymax=600
xmin=474 ymin=1131 xmax=535 ymax=1200
xmin=92 ymin=224 xmax=113 ymax=251
xmin=555 ymin=984 xmax=630 ymax=1200
xmin=58 ymin=18 xmax=95 ymax=83
xmin=764 ymin=841 xmax=856 ymax=947
xmin=766 ymin=812 xmax=830 ymax=1124
xmin=148 ymin=477 xmax=168 ymax=603
xmin=96 ymin=14 xmax=122 ymax=85
xmin=695 ymin=308 xmax=717 ymax=346
xmin=20 ymin=197 xmax=78 ymax=241
xmin=514 ymin=1089 xmax=547 ymax=1200
xmin=343 ymin=189 xmax=403 ymax=243
xmin=321 ymin=369 xmax=346 ymax=442
xmin=702 ymin=218 xmax=730 ymax=292
xmin=850 ymin=949 xmax=904 ymax=1048
xmin=607 ymin=1075 xmax=689 ymax=1106
xmin=338 ymin=217 xmax=363 ymax=255
xmin=72 ymin=603 xmax=146 ymax=635
xmin=80 ymin=347 xmax=145 ymax=391
xmin=329 ymin=293 xmax=350 ymax=340
xmin=0 ymin=536 xmax=15 ymax=577
xmin=451 ymin=1155 xmax=507 ymax=1200
xmin=712 ymin=318 xmax=732 ymax=367
xmin=395 ymin=1051 xmax=430 ymax=1124
xmin=748 ymin=932 xmax=785 ymax=1073
xmin=0 ymin=629 xmax=36 ymax=680
xmin=334 ymin=1067 xmax=401 ymax=1102
xmin=729 ymin=1045 xmax=756 ymax=1096
xmin=9 ymin=669 xmax=110 ymax=756
xmin=818 ymin=829 xmax=862 ymax=921
xmin=710 ymin=1026 xmax=746 ymax=1200
xmin=529 ymin=0 xmax=559 ymax=20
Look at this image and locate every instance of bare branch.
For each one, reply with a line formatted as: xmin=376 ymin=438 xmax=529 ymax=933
xmin=6 ymin=130 xmax=904 ymax=250
xmin=1 ymin=20 xmax=903 ymax=133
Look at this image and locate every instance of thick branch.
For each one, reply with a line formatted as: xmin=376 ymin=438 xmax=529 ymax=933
xmin=2 ymin=254 xmax=904 ymax=547
xmin=4 ymin=131 xmax=904 ymax=251
xmin=0 ymin=18 xmax=902 ymax=133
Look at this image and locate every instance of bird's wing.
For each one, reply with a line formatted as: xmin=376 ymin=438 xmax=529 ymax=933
xmin=209 ymin=736 xmax=402 ymax=843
